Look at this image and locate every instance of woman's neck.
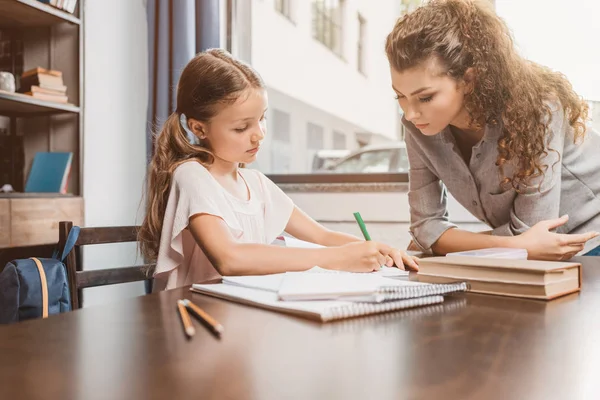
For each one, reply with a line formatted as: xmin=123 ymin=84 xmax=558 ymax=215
xmin=449 ymin=108 xmax=485 ymax=146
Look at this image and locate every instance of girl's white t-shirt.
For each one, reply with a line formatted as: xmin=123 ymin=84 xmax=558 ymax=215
xmin=153 ymin=161 xmax=294 ymax=290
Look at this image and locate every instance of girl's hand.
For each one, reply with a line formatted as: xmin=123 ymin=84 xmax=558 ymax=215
xmin=518 ymin=215 xmax=599 ymax=261
xmin=323 ymin=241 xmax=419 ymax=272
xmin=385 ymin=250 xmax=419 ymax=271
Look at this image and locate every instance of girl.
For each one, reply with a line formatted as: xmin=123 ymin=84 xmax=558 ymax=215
xmin=385 ymin=0 xmax=600 ymax=261
xmin=139 ymin=49 xmax=418 ymax=290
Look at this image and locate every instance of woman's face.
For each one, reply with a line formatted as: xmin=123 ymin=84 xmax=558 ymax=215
xmin=390 ymin=57 xmax=471 ymax=135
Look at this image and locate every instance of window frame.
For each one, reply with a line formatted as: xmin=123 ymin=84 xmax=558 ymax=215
xmin=312 ymin=0 xmax=344 ymax=57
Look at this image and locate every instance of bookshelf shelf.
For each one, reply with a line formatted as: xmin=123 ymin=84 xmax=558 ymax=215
xmin=0 ymin=90 xmax=80 ymax=116
xmin=0 ymin=0 xmax=83 ymax=261
xmin=0 ymin=195 xmax=84 ymax=249
xmin=0 ymin=0 xmax=80 ymax=27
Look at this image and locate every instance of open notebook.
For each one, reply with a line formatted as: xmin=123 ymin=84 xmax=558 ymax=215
xmin=190 ymin=283 xmax=446 ymax=322
xmin=220 ymin=267 xmax=466 ymax=303
xmin=277 ymin=272 xmax=466 ymax=302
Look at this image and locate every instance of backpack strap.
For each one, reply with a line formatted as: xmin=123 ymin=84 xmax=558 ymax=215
xmin=57 ymin=226 xmax=81 ymax=262
xmin=30 ymin=258 xmax=48 ymax=318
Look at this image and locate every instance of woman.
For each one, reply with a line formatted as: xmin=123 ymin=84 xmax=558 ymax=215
xmin=385 ymin=0 xmax=600 ymax=260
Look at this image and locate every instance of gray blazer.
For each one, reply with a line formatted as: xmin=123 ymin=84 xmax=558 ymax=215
xmin=404 ymin=102 xmax=600 ymax=254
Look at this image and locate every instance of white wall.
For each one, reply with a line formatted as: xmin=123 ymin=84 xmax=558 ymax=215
xmin=286 ymin=190 xmax=485 ymax=250
xmin=251 ymin=0 xmax=400 ymax=139
xmin=82 ymin=0 xmax=149 ymax=306
xmin=496 ymin=0 xmax=600 ymax=101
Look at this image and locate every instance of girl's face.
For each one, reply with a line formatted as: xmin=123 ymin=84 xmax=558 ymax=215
xmin=196 ymin=88 xmax=268 ymax=165
xmin=390 ymin=57 xmax=471 ymax=135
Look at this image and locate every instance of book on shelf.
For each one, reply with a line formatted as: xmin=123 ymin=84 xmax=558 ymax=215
xmin=29 ymin=85 xmax=67 ymax=95
xmin=21 ymin=67 xmax=62 ymax=80
xmin=19 ymin=67 xmax=69 ymax=103
xmin=24 ymin=152 xmax=73 ymax=194
xmin=19 ymin=72 xmax=65 ymax=92
xmin=40 ymin=0 xmax=78 ymax=14
xmin=414 ymin=256 xmax=581 ymax=300
xmin=24 ymin=91 xmax=68 ymax=104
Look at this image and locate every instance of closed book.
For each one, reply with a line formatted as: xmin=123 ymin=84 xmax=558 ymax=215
xmin=65 ymin=0 xmax=78 ymax=13
xmin=25 ymin=152 xmax=73 ymax=194
xmin=19 ymin=73 xmax=64 ymax=92
xmin=25 ymin=91 xmax=68 ymax=103
xmin=415 ymin=256 xmax=581 ymax=300
xmin=30 ymin=85 xmax=67 ymax=95
xmin=21 ymin=67 xmax=62 ymax=79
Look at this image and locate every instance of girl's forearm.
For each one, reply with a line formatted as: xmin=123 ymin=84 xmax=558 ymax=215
xmin=315 ymin=229 xmax=362 ymax=247
xmin=218 ymin=244 xmax=336 ymax=276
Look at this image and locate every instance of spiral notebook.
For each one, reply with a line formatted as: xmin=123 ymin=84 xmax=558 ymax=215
xmin=190 ymin=283 xmax=445 ymax=322
xmin=221 ymin=267 xmax=467 ymax=303
xmin=277 ymin=272 xmax=467 ymax=302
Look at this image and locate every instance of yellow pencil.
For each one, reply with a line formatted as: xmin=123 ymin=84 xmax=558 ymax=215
xmin=177 ymin=299 xmax=195 ymax=337
xmin=183 ymin=299 xmax=224 ymax=338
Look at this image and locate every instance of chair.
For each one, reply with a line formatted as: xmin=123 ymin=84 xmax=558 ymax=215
xmin=58 ymin=221 xmax=156 ymax=309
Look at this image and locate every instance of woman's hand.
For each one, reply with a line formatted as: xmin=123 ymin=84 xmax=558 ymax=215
xmin=518 ymin=215 xmax=599 ymax=261
xmin=322 ymin=241 xmax=419 ymax=272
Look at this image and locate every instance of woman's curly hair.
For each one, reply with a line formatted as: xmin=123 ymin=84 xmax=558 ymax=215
xmin=385 ymin=0 xmax=588 ymax=190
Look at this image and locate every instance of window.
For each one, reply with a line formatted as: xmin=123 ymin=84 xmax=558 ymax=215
xmin=275 ymin=0 xmax=293 ymax=21
xmin=225 ymin=0 xmax=412 ymax=180
xmin=307 ymin=122 xmax=324 ymax=150
xmin=590 ymin=101 xmax=600 ymax=132
xmin=393 ymin=148 xmax=410 ymax=172
xmin=333 ymin=130 xmax=346 ymax=150
xmin=399 ymin=0 xmax=423 ymax=15
xmin=329 ymin=149 xmax=395 ymax=173
xmin=357 ymin=13 xmax=366 ymax=75
xmin=306 ymin=122 xmax=325 ymax=171
xmin=312 ymin=0 xmax=344 ymax=56
xmin=270 ymin=109 xmax=292 ymax=173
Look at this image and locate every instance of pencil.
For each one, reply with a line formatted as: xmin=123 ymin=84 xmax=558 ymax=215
xmin=183 ymin=299 xmax=224 ymax=338
xmin=177 ymin=299 xmax=195 ymax=337
xmin=353 ymin=212 xmax=372 ymax=241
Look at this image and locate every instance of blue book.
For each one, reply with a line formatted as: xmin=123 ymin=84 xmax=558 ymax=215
xmin=25 ymin=152 xmax=73 ymax=194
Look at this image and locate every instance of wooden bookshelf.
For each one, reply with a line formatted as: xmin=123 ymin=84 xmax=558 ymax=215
xmin=0 ymin=0 xmax=83 ymax=257
xmin=0 ymin=0 xmax=80 ymax=26
xmin=0 ymin=90 xmax=79 ymax=115
xmin=0 ymin=195 xmax=83 ymax=248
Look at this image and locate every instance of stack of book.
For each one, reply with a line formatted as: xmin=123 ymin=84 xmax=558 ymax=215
xmin=415 ymin=253 xmax=582 ymax=300
xmin=37 ymin=0 xmax=78 ymax=14
xmin=19 ymin=67 xmax=68 ymax=104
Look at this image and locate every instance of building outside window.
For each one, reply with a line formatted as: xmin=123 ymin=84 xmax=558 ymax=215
xmin=312 ymin=0 xmax=344 ymax=56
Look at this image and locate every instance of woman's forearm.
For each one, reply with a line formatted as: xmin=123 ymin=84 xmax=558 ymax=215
xmin=431 ymin=228 xmax=516 ymax=255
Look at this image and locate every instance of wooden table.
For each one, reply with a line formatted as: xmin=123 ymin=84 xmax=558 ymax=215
xmin=1 ymin=257 xmax=600 ymax=400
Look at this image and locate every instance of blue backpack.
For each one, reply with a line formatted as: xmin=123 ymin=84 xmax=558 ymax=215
xmin=0 ymin=226 xmax=80 ymax=324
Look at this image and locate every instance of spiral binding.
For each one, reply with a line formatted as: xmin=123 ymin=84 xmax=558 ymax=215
xmin=376 ymin=282 xmax=468 ymax=300
xmin=322 ymin=295 xmax=445 ymax=322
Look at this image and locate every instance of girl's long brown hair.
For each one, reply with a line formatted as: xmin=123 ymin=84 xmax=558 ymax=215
xmin=139 ymin=49 xmax=265 ymax=261
xmin=385 ymin=0 xmax=588 ymax=190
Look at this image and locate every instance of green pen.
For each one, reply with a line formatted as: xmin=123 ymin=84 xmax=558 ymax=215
xmin=353 ymin=212 xmax=372 ymax=241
